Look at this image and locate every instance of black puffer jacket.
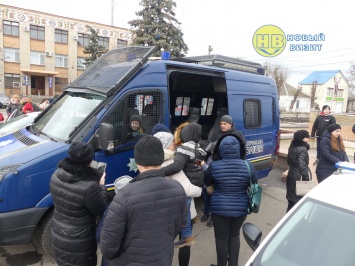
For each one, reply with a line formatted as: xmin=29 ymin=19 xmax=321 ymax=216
xmin=316 ymin=130 xmax=349 ymax=179
xmin=286 ymin=140 xmax=310 ymax=202
xmin=50 ymin=158 xmax=109 ymax=266
xmin=100 ymin=170 xmax=187 ymax=266
xmin=311 ymin=113 xmax=336 ymax=138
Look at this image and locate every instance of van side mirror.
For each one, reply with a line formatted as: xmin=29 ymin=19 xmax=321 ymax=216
xmin=242 ymin=222 xmax=262 ymax=251
xmin=99 ymin=123 xmax=115 ymax=151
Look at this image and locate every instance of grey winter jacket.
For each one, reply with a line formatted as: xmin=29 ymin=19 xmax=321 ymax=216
xmin=100 ymin=169 xmax=188 ymax=266
xmin=50 ymin=158 xmax=109 ymax=266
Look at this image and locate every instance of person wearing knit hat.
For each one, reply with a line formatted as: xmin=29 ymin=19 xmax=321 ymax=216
xmin=6 ymin=94 xmax=20 ymax=116
xmin=154 ymin=131 xmax=175 ymax=150
xmin=22 ymin=102 xmax=34 ymax=114
xmin=50 ymin=142 xmax=109 ymax=266
xmin=293 ymin=130 xmax=310 ymax=142
xmin=310 ymin=104 xmax=336 ymax=165
xmin=125 ymin=114 xmax=144 ymax=141
xmin=134 ymin=135 xmax=164 ymax=166
xmin=286 ymin=130 xmax=311 ymax=212
xmin=316 ymin=123 xmax=348 ymax=184
xmin=68 ymin=142 xmax=94 ymax=165
xmin=209 ymin=114 xmax=246 ymax=158
xmin=151 ymin=123 xmax=171 ymax=135
xmin=327 ymin=123 xmax=341 ymax=133
xmin=100 ymin=135 xmax=187 ymax=266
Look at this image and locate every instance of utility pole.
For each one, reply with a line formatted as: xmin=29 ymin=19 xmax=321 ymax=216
xmin=111 ymin=0 xmax=114 ymax=26
xmin=208 ymin=45 xmax=213 ymax=55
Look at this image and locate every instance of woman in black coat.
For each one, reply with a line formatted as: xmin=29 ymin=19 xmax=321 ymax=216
xmin=50 ymin=142 xmax=109 ymax=266
xmin=316 ymin=124 xmax=349 ymax=183
xmin=286 ymin=130 xmax=311 ymax=212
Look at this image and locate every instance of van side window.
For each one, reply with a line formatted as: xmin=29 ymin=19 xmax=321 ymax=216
xmin=175 ymin=97 xmax=190 ymax=116
xmin=201 ymin=98 xmax=214 ymax=116
xmin=244 ymin=99 xmax=261 ymax=128
xmin=105 ymin=91 xmax=163 ymax=151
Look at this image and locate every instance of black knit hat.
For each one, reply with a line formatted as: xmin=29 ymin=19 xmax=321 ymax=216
xmin=322 ymin=105 xmax=330 ymax=111
xmin=68 ymin=142 xmax=94 ymax=165
xmin=294 ymin=130 xmax=310 ymax=141
xmin=134 ymin=135 xmax=164 ymax=166
xmin=220 ymin=115 xmax=233 ymax=125
xmin=130 ymin=114 xmax=142 ymax=126
xmin=327 ymin=124 xmax=341 ymax=133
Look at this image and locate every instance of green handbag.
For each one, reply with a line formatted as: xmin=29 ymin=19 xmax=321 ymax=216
xmin=245 ymin=161 xmax=262 ymax=214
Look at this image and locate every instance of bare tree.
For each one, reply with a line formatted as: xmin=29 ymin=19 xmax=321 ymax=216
xmin=310 ymin=81 xmax=318 ymax=109
xmin=346 ymin=61 xmax=355 ymax=93
xmin=265 ymin=63 xmax=288 ymax=100
xmin=289 ymin=86 xmax=302 ymax=110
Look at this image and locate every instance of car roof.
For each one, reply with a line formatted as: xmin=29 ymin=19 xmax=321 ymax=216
xmin=306 ymin=168 xmax=355 ymax=211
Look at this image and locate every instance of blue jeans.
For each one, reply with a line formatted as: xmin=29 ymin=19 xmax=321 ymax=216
xmin=202 ymin=187 xmax=211 ymax=215
xmin=181 ymin=197 xmax=192 ymax=239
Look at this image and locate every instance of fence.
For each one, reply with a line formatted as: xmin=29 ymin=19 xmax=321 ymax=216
xmin=280 ymin=111 xmax=310 ymax=123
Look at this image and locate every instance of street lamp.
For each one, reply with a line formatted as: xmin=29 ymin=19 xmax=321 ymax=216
xmin=208 ymin=45 xmax=213 ymax=55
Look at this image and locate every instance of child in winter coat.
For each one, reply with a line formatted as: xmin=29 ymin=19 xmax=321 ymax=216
xmin=160 ymin=122 xmax=206 ymax=248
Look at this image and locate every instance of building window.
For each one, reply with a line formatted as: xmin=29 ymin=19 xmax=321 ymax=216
xmin=244 ymin=99 xmax=261 ymax=128
xmin=98 ymin=36 xmax=109 ymax=49
xmin=78 ymin=33 xmax=90 ymax=46
xmin=3 ymin=21 xmax=19 ymax=36
xmin=55 ymin=29 xmax=68 ymax=43
xmin=30 ymin=25 xmax=45 ymax=40
xmin=4 ymin=48 xmax=20 ymax=62
xmin=4 ymin=73 xmax=21 ymax=88
xmin=201 ymin=98 xmax=214 ymax=116
xmin=336 ymin=89 xmax=344 ymax=98
xmin=117 ymin=39 xmax=128 ymax=48
xmin=55 ymin=55 xmax=68 ymax=67
xmin=30 ymin=51 xmax=45 ymax=65
xmin=77 ymin=58 xmax=86 ymax=70
xmin=327 ymin=87 xmax=333 ymax=96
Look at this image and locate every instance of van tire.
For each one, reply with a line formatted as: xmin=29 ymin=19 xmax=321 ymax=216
xmin=37 ymin=211 xmax=54 ymax=257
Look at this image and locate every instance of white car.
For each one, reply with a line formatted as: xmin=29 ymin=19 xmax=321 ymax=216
xmin=243 ymin=162 xmax=355 ymax=266
xmin=0 ymin=92 xmax=10 ymax=108
xmin=0 ymin=112 xmax=40 ymax=137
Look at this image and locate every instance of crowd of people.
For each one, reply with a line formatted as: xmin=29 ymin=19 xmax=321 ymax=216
xmin=5 ymin=95 xmax=52 ymax=120
xmin=286 ymin=104 xmax=355 ymax=213
xmin=49 ymin=114 xmax=255 ymax=266
xmin=47 ymin=104 xmax=355 ymax=266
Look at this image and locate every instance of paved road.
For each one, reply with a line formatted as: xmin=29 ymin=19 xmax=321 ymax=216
xmin=0 ymin=162 xmax=288 ymax=266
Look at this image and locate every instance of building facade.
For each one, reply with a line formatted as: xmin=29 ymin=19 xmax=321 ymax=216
xmin=0 ymin=4 xmax=132 ymax=97
xmin=299 ymin=70 xmax=350 ymax=113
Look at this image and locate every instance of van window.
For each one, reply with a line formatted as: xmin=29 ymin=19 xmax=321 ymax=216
xmin=244 ymin=99 xmax=261 ymax=128
xmin=175 ymin=97 xmax=190 ymax=116
xmin=105 ymin=91 xmax=163 ymax=151
xmin=201 ymin=98 xmax=214 ymax=116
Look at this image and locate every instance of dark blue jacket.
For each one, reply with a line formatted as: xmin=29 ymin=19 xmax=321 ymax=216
xmin=205 ymin=135 xmax=258 ymax=217
xmin=316 ymin=130 xmax=348 ymax=178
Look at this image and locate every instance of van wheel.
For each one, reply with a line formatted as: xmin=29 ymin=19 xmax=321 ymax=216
xmin=36 ymin=211 xmax=54 ymax=257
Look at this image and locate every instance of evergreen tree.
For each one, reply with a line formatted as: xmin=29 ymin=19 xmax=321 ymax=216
xmin=83 ymin=26 xmax=107 ymax=67
xmin=128 ymin=0 xmax=188 ymax=58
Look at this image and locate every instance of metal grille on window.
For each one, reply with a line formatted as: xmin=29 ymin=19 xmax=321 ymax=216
xmin=106 ymin=91 xmax=163 ymax=151
xmin=244 ymin=99 xmax=261 ymax=128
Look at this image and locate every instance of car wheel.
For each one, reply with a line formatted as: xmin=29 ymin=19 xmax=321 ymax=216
xmin=34 ymin=211 xmax=54 ymax=257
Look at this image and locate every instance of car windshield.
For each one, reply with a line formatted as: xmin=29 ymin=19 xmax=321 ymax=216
xmin=33 ymin=91 xmax=105 ymax=141
xmin=252 ymin=199 xmax=355 ymax=266
xmin=0 ymin=114 xmax=35 ymax=137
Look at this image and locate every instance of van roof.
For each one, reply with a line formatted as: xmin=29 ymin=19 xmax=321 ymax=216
xmin=306 ymin=169 xmax=355 ymax=211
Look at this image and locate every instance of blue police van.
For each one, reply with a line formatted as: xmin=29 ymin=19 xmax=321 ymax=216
xmin=0 ymin=46 xmax=280 ymax=254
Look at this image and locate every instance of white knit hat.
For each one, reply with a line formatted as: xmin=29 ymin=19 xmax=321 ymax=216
xmin=154 ymin=132 xmax=174 ymax=149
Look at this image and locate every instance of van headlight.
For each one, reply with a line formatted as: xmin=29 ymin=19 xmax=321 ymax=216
xmin=0 ymin=164 xmax=22 ymax=182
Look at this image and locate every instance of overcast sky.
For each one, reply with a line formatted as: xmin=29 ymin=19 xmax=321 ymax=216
xmin=2 ymin=0 xmax=355 ymax=87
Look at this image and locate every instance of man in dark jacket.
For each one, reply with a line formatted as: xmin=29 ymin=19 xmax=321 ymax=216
xmin=50 ymin=142 xmax=109 ymax=266
xmin=311 ymin=105 xmax=336 ymax=165
xmin=100 ymin=135 xmax=188 ymax=266
xmin=209 ymin=115 xmax=246 ymax=158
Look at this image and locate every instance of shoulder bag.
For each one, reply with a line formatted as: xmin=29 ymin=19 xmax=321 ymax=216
xmin=245 ymin=161 xmax=262 ymax=214
xmin=295 ymin=171 xmax=315 ymax=196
